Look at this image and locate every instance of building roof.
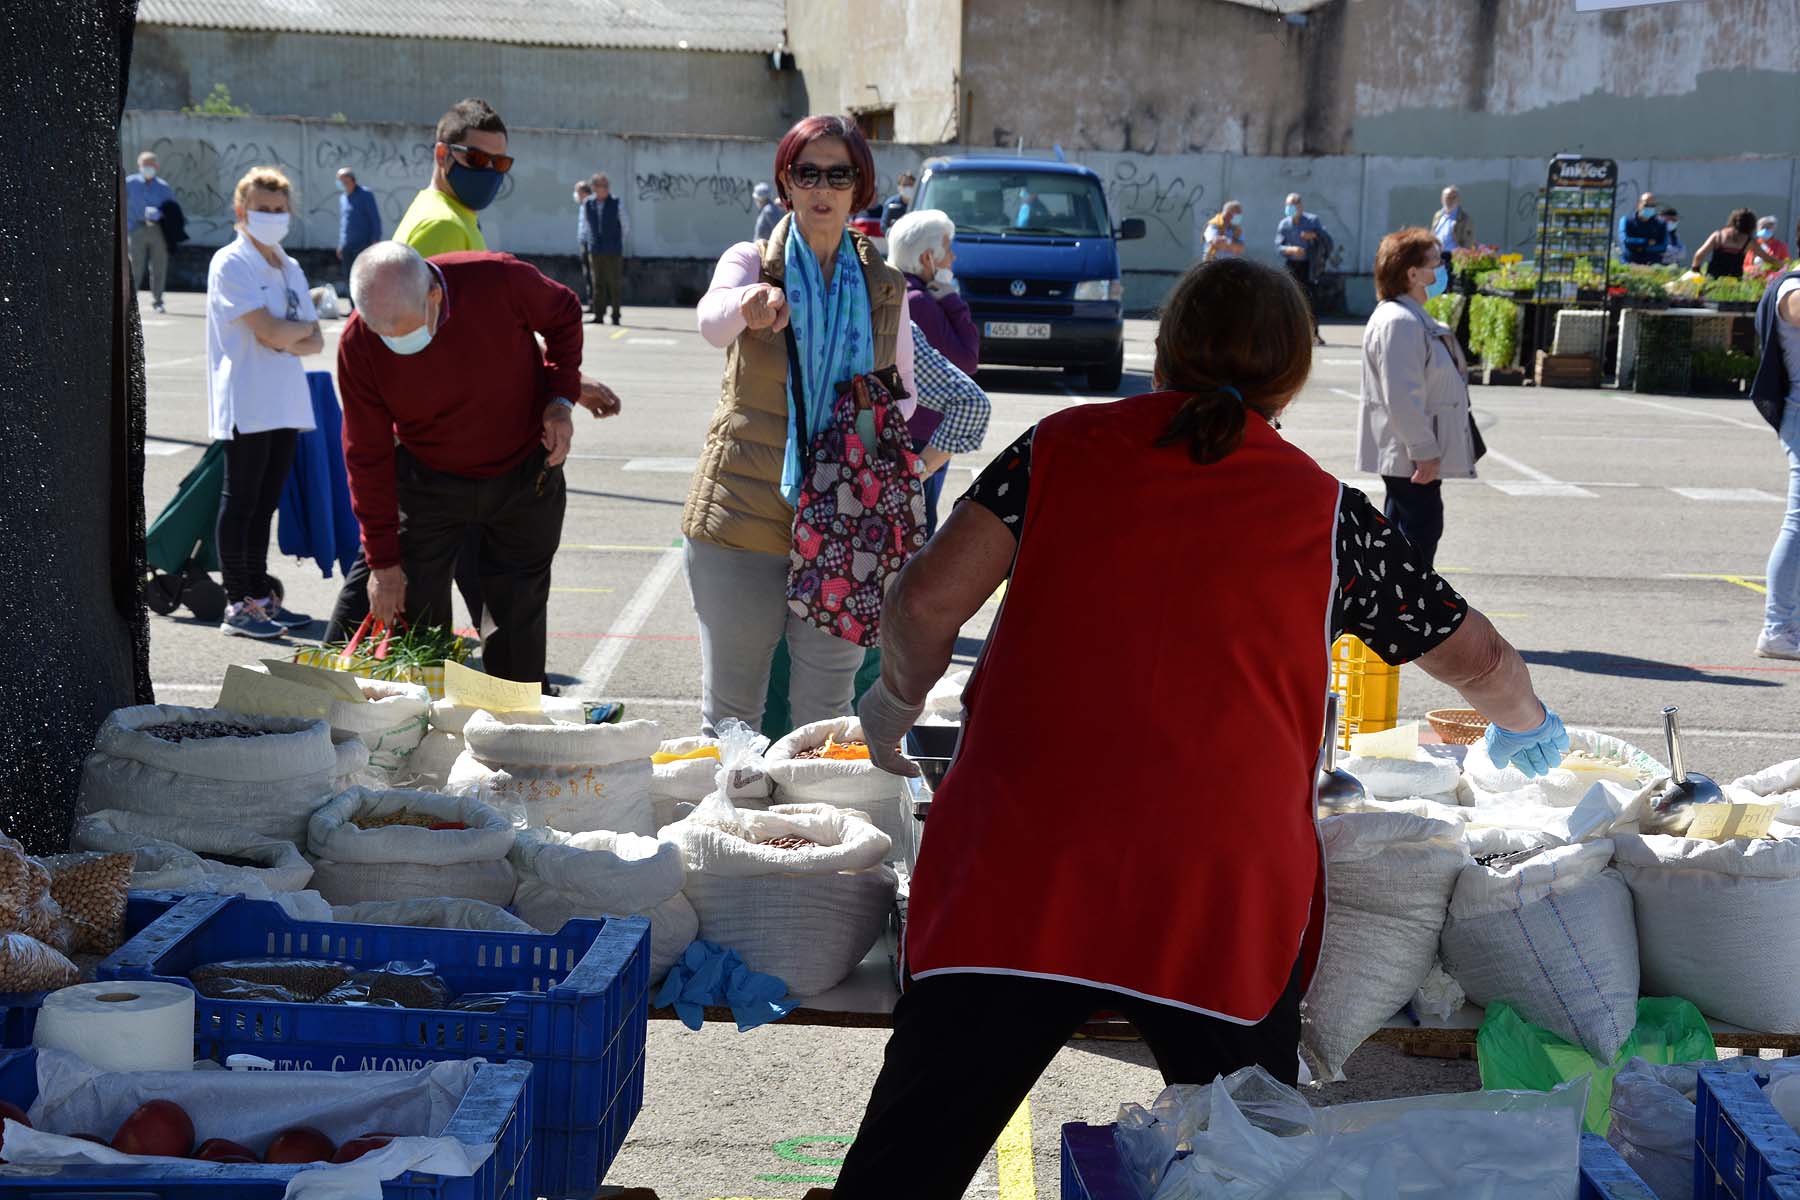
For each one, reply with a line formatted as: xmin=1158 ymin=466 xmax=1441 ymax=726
xmin=135 ymin=0 xmax=787 ymax=53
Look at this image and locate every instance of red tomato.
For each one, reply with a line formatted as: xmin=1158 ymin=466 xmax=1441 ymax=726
xmin=194 ymin=1137 xmax=257 ymax=1162
xmin=332 ymin=1132 xmax=398 ymax=1163
xmin=112 ymin=1100 xmax=194 ymax=1158
xmin=264 ymin=1126 xmax=336 ymax=1164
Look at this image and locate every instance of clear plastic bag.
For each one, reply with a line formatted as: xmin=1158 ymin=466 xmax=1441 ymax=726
xmin=190 ymin=958 xmax=355 ymax=1002
xmin=40 ymin=851 xmax=133 ymax=954
xmin=316 ymin=960 xmax=451 ymax=1010
xmin=0 ymin=931 xmax=80 ymax=991
xmin=685 ymin=718 xmax=769 ymax=838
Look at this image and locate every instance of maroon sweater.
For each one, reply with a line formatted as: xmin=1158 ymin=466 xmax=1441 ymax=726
xmin=338 ymin=252 xmax=583 ymax=568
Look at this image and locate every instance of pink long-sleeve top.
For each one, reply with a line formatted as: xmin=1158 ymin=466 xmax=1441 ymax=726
xmin=697 ymin=241 xmax=916 ymax=415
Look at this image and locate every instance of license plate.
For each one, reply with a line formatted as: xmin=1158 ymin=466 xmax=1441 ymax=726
xmin=985 ymin=321 xmax=1052 ymax=340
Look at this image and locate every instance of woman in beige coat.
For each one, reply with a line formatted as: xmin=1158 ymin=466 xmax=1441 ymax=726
xmin=1357 ymin=227 xmax=1478 ymax=570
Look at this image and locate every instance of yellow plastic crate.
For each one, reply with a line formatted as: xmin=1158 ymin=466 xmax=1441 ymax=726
xmin=1330 ymin=635 xmax=1399 ymax=750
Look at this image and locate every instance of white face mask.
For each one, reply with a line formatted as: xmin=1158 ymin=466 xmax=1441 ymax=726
xmin=245 ymin=210 xmax=290 ymax=246
xmin=933 ymin=267 xmax=955 ymax=286
xmin=140 ymin=164 xmax=156 ymax=180
xmin=899 ymin=186 xmax=915 ymax=202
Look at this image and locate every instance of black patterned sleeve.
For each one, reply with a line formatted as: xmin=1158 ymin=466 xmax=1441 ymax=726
xmin=957 ymin=426 xmax=1034 ymax=536
xmin=1333 ymin=487 xmax=1469 ymax=665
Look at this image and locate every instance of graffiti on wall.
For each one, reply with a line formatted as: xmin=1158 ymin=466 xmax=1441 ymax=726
xmin=146 ymin=135 xmax=304 ymax=243
xmin=1103 ymin=158 xmax=1207 ymax=244
xmin=634 ymin=171 xmax=759 ymax=215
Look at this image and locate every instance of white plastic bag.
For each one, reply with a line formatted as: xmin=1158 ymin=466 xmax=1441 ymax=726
xmin=1730 ymin=758 xmax=1800 ymax=824
xmin=1338 ymin=751 xmax=1460 ymax=801
xmin=447 ymin=715 xmax=661 ymax=834
xmin=77 ymin=705 xmax=344 ymax=844
xmin=306 ymin=788 xmax=517 ymax=907
xmin=1302 ymin=813 xmax=1468 ymax=1082
xmin=1614 ymin=834 xmax=1800 ymax=1030
xmin=508 ymin=826 xmax=691 ymax=982
xmin=329 ymin=680 xmax=430 ymax=774
xmin=1608 ymin=1056 xmax=1800 ymax=1200
xmin=651 ymin=735 xmax=771 ymax=829
xmin=1440 ymin=841 xmax=1638 ymax=1060
xmin=764 ymin=717 xmax=909 ymax=853
xmin=331 ymin=897 xmax=535 ymax=934
xmin=73 ymin=808 xmax=315 ymax=893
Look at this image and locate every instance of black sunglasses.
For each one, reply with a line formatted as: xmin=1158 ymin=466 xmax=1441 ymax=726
xmin=788 ymin=163 xmax=859 ymax=191
xmin=443 ymin=143 xmax=515 ymax=174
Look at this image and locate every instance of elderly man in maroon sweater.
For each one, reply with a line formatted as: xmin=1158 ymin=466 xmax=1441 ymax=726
xmin=337 ymin=242 xmax=617 ymax=684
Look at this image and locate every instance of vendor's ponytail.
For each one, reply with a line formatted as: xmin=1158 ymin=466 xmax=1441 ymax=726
xmin=1152 ymin=258 xmax=1313 ymax=465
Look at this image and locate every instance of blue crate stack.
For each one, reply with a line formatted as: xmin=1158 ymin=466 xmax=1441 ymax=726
xmin=1695 ymin=1068 xmax=1800 ymax=1200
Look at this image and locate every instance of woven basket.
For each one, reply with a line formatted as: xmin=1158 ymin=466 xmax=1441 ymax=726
xmin=1427 ymin=708 xmax=1490 ymax=745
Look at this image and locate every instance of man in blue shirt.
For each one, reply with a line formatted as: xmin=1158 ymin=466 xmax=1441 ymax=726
xmin=1276 ymin=192 xmax=1334 ymax=346
xmin=125 ymin=150 xmax=175 ymax=312
xmin=335 ymin=168 xmax=383 ymax=284
xmin=1618 ymin=191 xmax=1668 ymax=266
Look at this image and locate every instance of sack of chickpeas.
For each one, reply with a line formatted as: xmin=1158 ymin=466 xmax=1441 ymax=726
xmin=447 ymin=714 xmax=662 ymax=834
xmin=0 ymin=836 xmax=80 ymax=989
xmin=306 ymin=788 xmax=517 ymax=907
xmin=38 ymin=852 xmax=134 ymax=955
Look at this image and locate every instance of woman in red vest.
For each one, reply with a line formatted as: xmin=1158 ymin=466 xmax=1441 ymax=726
xmin=833 ymin=257 xmax=1568 ymax=1197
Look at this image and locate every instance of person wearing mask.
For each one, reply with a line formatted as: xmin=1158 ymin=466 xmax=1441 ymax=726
xmin=126 ymin=150 xmax=176 ymax=313
xmin=1749 ymin=260 xmax=1800 ymax=660
xmin=339 ymin=242 xmax=620 ymax=684
xmin=1276 ymin=192 xmax=1334 ymax=346
xmin=686 ymin=113 xmax=917 ymax=735
xmin=573 ymin=180 xmax=594 ymax=307
xmin=1433 ymin=186 xmax=1474 ymax=252
xmin=206 ymin=167 xmax=323 ymax=638
xmin=881 ymin=171 xmax=916 ymax=234
xmin=335 ymin=168 xmax=383 ymax=285
xmin=582 ymin=172 xmax=630 ymax=326
xmin=886 ymin=209 xmax=979 ymax=377
xmin=1357 ymin=228 xmax=1478 ymax=572
xmin=833 ymin=256 xmax=1567 ymax=1197
xmin=1660 ymin=208 xmax=1686 ymax=266
xmin=753 ymin=181 xmax=782 ymax=241
xmin=1747 ymin=216 xmax=1791 ymax=279
xmin=1619 ymin=192 xmax=1669 ymax=266
xmin=393 ymin=98 xmax=511 ymax=257
xmin=1202 ymin=200 xmax=1246 ymax=261
xmin=1694 ymin=208 xmax=1781 ymax=279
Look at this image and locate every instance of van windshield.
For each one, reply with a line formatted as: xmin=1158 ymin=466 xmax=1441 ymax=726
xmin=917 ymin=169 xmax=1110 ymax=237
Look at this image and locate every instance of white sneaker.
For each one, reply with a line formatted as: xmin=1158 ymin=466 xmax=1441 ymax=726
xmin=1755 ymin=629 xmax=1800 ymax=660
xmin=221 ymin=598 xmax=285 ymax=640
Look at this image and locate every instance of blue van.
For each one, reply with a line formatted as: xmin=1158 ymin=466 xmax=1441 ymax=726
xmin=913 ymin=157 xmax=1145 ymax=391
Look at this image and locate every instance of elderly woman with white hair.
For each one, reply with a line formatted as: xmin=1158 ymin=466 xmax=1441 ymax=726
xmin=887 ymin=208 xmax=980 ymax=376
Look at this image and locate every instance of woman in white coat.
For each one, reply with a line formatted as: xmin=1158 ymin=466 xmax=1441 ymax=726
xmin=1357 ymin=227 xmax=1478 ymax=570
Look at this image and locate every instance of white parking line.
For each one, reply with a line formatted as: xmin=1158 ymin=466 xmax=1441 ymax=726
xmin=576 ymin=545 xmax=685 ymax=693
xmin=1618 ymin=396 xmax=1769 ymax=432
xmin=146 ymin=355 xmax=203 ymax=369
xmin=1671 ymin=487 xmax=1784 ymax=503
xmin=144 ymin=438 xmax=193 ymax=456
xmin=1320 ymin=358 xmax=1362 ymax=367
xmin=1327 ymin=388 xmax=1359 ymax=399
xmin=625 ymin=337 xmax=678 ymax=346
xmin=621 ymin=457 xmax=700 ymax=472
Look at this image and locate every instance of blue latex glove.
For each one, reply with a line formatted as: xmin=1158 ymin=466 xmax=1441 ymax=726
xmin=655 ymin=940 xmax=798 ymax=1032
xmin=1482 ymin=706 xmax=1570 ymax=778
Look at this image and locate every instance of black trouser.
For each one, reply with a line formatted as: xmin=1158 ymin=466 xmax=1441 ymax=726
xmin=325 ymin=531 xmax=487 ymax=643
xmin=327 ymin=448 xmax=564 ymax=682
xmin=834 ymin=962 xmax=1304 ymax=1198
xmin=216 ymin=427 xmax=298 ymax=603
xmin=1285 ymin=259 xmax=1320 ymax=333
xmin=1382 ymin=474 xmax=1445 ymax=571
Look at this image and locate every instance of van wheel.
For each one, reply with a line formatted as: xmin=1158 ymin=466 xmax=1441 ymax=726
xmin=1086 ymin=345 xmax=1124 ymax=392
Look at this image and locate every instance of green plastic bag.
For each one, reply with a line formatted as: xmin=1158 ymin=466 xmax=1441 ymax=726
xmin=1478 ymin=997 xmax=1715 ymax=1135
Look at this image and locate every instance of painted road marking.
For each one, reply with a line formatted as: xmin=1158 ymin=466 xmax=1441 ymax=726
xmin=145 ymin=355 xmax=203 ymax=369
xmin=1671 ymin=487 xmax=1784 ymax=503
xmin=552 ymin=587 xmax=615 ymax=593
xmin=563 ymin=541 xmax=685 ymax=551
xmin=576 ymin=544 xmax=685 ymax=692
xmin=1328 ymin=387 xmax=1359 ymax=399
xmin=1486 ymin=480 xmax=1599 ymax=498
xmin=609 ymin=328 xmax=629 ymax=340
xmin=144 ymin=438 xmax=192 ymax=456
xmin=627 ymin=336 xmax=679 ymax=346
xmin=623 ymin=457 xmax=700 ymax=472
xmin=997 ymin=1099 xmax=1036 ymax=1200
xmin=753 ymin=1134 xmax=851 ymax=1185
xmin=1321 ymin=358 xmax=1362 ymax=366
xmin=1618 ymin=395 xmax=1769 ymax=432
xmin=1674 ymin=573 xmax=1769 ymax=595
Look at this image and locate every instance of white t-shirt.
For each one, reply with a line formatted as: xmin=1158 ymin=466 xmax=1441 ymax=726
xmin=206 ymin=233 xmax=318 ymax=441
xmin=1777 ymin=277 xmax=1800 ymax=404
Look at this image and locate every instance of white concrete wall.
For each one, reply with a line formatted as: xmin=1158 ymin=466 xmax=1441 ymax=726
xmin=125 ymin=111 xmax=1800 ymax=314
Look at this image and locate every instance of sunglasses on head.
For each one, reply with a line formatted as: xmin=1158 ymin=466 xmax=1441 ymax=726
xmin=443 ymin=143 xmax=514 ymax=173
xmin=788 ymin=163 xmax=859 ymax=191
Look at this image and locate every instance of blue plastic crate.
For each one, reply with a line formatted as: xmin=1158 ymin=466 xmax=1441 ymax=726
xmin=1696 ymin=1068 xmax=1800 ymax=1199
xmin=1061 ymin=1124 xmax=1655 ymax=1199
xmin=0 ymin=888 xmax=197 ymax=1049
xmin=0 ymin=1047 xmax=531 ymax=1198
xmin=1769 ymin=1179 xmax=1800 ymax=1199
xmin=99 ymin=893 xmax=650 ymax=1200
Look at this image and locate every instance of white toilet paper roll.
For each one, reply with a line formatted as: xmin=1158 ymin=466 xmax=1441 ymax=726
xmin=32 ymin=982 xmax=195 ymax=1072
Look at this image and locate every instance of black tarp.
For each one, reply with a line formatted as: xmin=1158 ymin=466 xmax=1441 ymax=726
xmin=0 ymin=2 xmax=152 ymax=852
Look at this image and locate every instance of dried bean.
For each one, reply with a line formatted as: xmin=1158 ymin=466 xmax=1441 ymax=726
xmin=191 ymin=959 xmax=354 ymax=1002
xmin=137 ymin=720 xmax=263 ymax=743
xmin=760 ymin=836 xmax=818 ymax=851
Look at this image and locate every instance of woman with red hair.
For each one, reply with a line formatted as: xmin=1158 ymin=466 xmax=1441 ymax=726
xmin=683 ymin=115 xmax=917 ymax=734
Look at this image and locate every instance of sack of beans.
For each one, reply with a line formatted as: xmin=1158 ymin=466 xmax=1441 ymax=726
xmin=764 ymin=718 xmax=909 ymax=852
xmin=405 ymin=697 xmax=592 ymax=790
xmin=72 ymin=808 xmax=315 ymax=894
xmin=328 ymin=679 xmax=431 ymax=775
xmin=38 ymin=851 xmax=134 ymax=955
xmin=447 ymin=714 xmax=662 ymax=834
xmin=1730 ymin=758 xmax=1800 ymax=824
xmin=332 ymin=897 xmax=536 ymax=934
xmin=1301 ymin=813 xmax=1469 ymax=1082
xmin=510 ymin=827 xmax=693 ymax=984
xmin=1464 ymin=729 xmax=1666 ymax=809
xmin=664 ymin=799 xmax=896 ymax=997
xmin=76 ymin=705 xmax=346 ymax=844
xmin=306 ymin=787 xmax=517 ymax=908
xmin=652 ymin=732 xmax=772 ymax=830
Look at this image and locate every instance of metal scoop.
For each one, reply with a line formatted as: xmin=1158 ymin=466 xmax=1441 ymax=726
xmin=1642 ymin=705 xmax=1725 ymax=835
xmin=1317 ymin=693 xmax=1369 ymax=818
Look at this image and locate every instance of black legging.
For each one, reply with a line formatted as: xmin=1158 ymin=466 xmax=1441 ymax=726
xmin=217 ymin=427 xmax=298 ymax=602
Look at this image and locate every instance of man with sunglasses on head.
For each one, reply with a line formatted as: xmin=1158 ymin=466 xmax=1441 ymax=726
xmin=394 ymin=98 xmax=512 ymax=257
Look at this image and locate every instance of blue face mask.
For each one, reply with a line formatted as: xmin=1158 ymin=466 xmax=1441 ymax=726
xmin=1425 ymin=265 xmax=1449 ymax=299
xmin=379 ymin=299 xmax=438 ymax=356
xmin=1759 ymin=229 xmax=1774 ymax=242
xmin=1639 ymin=207 xmax=1657 ymax=221
xmin=446 ymin=159 xmax=505 ymax=211
xmin=1284 ymin=203 xmax=1299 ymax=219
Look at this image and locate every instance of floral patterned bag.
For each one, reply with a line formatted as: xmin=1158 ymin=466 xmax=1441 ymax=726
xmin=785 ymin=356 xmax=926 ymax=648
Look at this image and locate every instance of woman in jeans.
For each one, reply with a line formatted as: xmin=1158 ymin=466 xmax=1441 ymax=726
xmin=1356 ymin=227 xmax=1477 ymax=571
xmin=205 ymin=166 xmax=323 ymax=638
xmin=683 ymin=115 xmax=916 ymax=734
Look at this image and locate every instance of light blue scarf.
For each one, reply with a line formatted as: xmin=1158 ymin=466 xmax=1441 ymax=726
xmin=781 ymin=228 xmax=874 ymax=506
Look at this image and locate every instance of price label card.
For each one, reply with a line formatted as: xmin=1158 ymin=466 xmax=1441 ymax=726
xmin=444 ymin=660 xmax=542 ymax=713
xmin=261 ymin=659 xmax=366 ymax=703
xmin=1685 ymin=803 xmax=1778 ymax=842
xmin=216 ymin=665 xmax=333 ymax=721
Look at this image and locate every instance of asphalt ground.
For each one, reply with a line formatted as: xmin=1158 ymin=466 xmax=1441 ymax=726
xmin=137 ymin=291 xmax=1795 ymax=1197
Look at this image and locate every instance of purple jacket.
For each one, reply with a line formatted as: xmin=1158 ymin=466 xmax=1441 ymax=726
xmin=904 ymin=274 xmax=982 ymax=377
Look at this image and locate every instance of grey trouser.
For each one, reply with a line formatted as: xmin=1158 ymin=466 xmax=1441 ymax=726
xmin=685 ymin=538 xmax=864 ymax=736
xmin=130 ymin=222 xmax=168 ymax=302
